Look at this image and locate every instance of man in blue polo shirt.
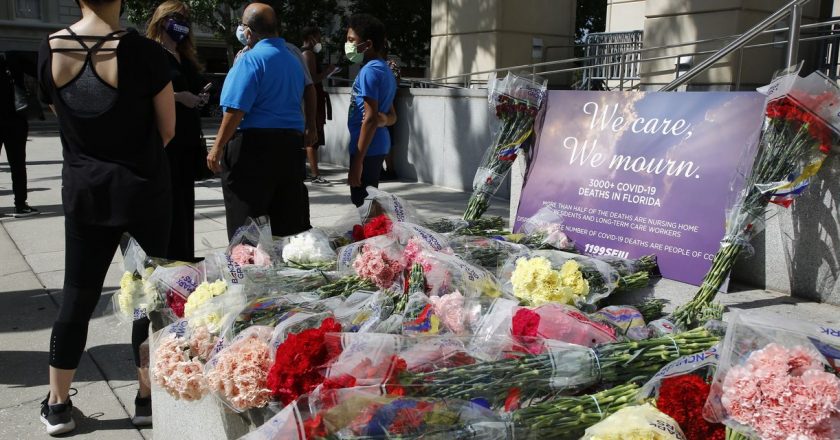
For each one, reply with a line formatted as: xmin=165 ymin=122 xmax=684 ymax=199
xmin=207 ymin=2 xmax=314 ymax=238
xmin=345 ymin=13 xmax=397 ymax=207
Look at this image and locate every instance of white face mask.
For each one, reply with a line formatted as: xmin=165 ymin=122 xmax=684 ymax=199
xmin=313 ymin=42 xmax=322 ymax=54
xmin=236 ymin=24 xmax=248 ymax=46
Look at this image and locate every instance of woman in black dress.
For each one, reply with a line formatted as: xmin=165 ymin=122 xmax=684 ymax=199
xmin=37 ymin=0 xmax=174 ymax=434
xmin=147 ymin=0 xmax=205 ymax=262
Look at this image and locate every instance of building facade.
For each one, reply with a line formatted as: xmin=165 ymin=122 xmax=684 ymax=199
xmin=0 ymin=0 xmax=229 ymax=71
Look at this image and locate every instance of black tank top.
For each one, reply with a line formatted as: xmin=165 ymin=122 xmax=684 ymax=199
xmin=38 ymin=29 xmax=173 ymax=226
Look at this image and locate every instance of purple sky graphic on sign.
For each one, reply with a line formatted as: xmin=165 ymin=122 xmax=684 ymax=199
xmin=515 ymin=91 xmax=765 ymax=285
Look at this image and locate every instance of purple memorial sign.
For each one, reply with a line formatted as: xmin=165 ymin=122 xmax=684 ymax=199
xmin=515 ymin=91 xmax=765 ymax=285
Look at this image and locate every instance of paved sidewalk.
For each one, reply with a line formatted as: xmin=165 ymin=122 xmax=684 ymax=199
xmin=2 ymin=128 xmax=840 ymax=440
xmin=0 ymin=127 xmax=507 ymax=439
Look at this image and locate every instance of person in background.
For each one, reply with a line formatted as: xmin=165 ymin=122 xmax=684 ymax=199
xmin=0 ymin=53 xmax=39 ymax=217
xmin=37 ymin=0 xmax=175 ymax=434
xmin=345 ymin=13 xmax=397 ymax=207
xmin=147 ymin=0 xmax=207 ymax=263
xmin=300 ymin=25 xmax=334 ymax=185
xmin=207 ymin=3 xmax=313 ymax=238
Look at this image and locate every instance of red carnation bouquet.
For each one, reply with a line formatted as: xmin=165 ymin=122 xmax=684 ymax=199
xmin=352 ymin=214 xmax=393 ymax=242
xmin=673 ymin=70 xmax=840 ymax=328
xmin=657 ymin=374 xmax=725 ymax=440
xmin=266 ymin=317 xmax=343 ymax=405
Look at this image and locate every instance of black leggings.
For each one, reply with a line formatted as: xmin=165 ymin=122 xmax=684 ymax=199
xmin=50 ymin=216 xmax=170 ymax=370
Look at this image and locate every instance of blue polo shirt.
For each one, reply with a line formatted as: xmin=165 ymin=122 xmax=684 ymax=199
xmin=348 ymin=58 xmax=397 ymax=156
xmin=220 ymin=38 xmax=305 ymax=131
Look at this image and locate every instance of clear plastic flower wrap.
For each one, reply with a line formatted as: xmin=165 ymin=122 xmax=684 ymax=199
xmin=636 ymin=345 xmax=725 ymax=440
xmin=183 ymin=282 xmax=246 ymax=335
xmin=672 ymin=69 xmax=840 ymax=329
xmin=279 ymin=228 xmax=337 ymax=270
xmin=150 ymin=319 xmax=218 ymax=402
xmin=328 ymin=291 xmax=397 ymax=334
xmin=336 ymin=235 xmax=406 ymax=292
xmin=464 ymin=72 xmax=547 ymax=221
xmin=499 ymin=250 xmax=619 ymax=308
xmin=448 ymin=235 xmax=528 ymax=273
xmin=224 ymin=293 xmax=324 ymax=337
xmin=227 ymin=216 xmax=275 ymax=268
xmin=397 ymin=327 xmax=719 ymax=408
xmin=112 ymin=238 xmax=160 ymax=322
xmin=358 ymin=186 xmax=423 ymax=225
xmin=268 ymin=309 xmax=335 ymax=361
xmin=704 ymin=310 xmax=840 ymax=440
xmin=499 ymin=250 xmax=654 ymax=309
xmin=515 ymin=206 xmax=575 ymax=251
xmin=388 ymin=222 xmax=450 ymax=253
xmin=581 ymin=403 xmax=687 ymax=440
xmin=204 ymin=325 xmax=273 ymax=412
xmin=244 ymin=390 xmax=509 ymax=440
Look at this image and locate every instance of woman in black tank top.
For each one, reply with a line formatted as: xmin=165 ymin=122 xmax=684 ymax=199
xmin=36 ymin=0 xmax=174 ymax=434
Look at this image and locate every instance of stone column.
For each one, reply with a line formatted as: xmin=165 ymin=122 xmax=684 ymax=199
xmin=430 ymin=0 xmax=576 ymax=86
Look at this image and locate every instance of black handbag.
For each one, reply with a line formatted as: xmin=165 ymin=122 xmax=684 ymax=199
xmin=6 ymin=68 xmax=28 ymax=113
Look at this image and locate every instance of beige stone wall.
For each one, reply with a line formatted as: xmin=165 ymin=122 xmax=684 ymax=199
xmin=606 ymin=0 xmax=647 ymax=32
xmin=608 ymin=0 xmax=829 ymax=90
xmin=430 ymin=0 xmax=576 ymax=85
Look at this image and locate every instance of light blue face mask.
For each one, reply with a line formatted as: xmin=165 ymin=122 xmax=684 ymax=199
xmin=236 ymin=24 xmax=248 ymax=46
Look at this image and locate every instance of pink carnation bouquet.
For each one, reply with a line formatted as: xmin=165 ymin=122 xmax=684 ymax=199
xmin=352 ymin=243 xmax=404 ymax=290
xmin=716 ymin=343 xmax=840 ymax=440
xmin=153 ymin=324 xmax=218 ymax=401
xmin=205 ymin=326 xmax=272 ymax=411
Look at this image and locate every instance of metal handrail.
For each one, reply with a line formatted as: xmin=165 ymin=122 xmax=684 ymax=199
xmin=425 ymin=0 xmax=825 ymax=90
xmin=660 ymin=0 xmax=810 ymax=91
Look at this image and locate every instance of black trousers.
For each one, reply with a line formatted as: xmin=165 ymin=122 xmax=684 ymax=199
xmin=50 ymin=216 xmax=170 ymax=370
xmin=221 ymin=129 xmax=311 ymax=239
xmin=0 ymin=116 xmax=28 ymax=207
xmin=165 ymin=143 xmax=195 ymax=262
xmin=350 ymin=154 xmax=386 ymax=207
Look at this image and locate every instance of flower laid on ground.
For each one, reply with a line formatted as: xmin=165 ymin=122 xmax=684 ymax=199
xmin=657 ymin=374 xmax=724 ymax=440
xmin=352 ymin=214 xmax=393 ymax=241
xmin=510 ymin=256 xmax=589 ymax=306
xmin=229 ymin=243 xmax=272 ymax=267
xmin=281 ymin=230 xmax=335 ymax=270
xmin=206 ymin=331 xmax=272 ymax=411
xmin=720 ymin=343 xmax=840 ymax=440
xmin=512 ymin=383 xmax=640 ymax=438
xmin=429 ymin=291 xmax=467 ymax=334
xmin=301 ymin=395 xmax=502 ymax=439
xmin=316 ymin=275 xmax=378 ymax=299
xmin=153 ymin=327 xmax=218 ymax=401
xmin=267 ymin=317 xmax=342 ymax=405
xmin=673 ymin=73 xmax=840 ymax=328
xmin=401 ymin=328 xmax=718 ymax=407
xmin=352 ymin=243 xmax=404 ymax=290
xmin=511 ymin=305 xmax=617 ymax=354
xmin=582 ymin=403 xmax=686 ymax=440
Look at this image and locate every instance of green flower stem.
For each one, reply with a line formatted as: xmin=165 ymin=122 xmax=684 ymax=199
xmin=401 ymin=328 xmax=717 ymax=407
xmin=316 ymin=275 xmax=377 ymax=299
xmin=673 ymin=117 xmax=826 ymax=328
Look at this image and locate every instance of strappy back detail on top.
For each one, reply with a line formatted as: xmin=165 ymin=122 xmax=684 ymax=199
xmin=48 ymin=28 xmax=125 ymax=117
